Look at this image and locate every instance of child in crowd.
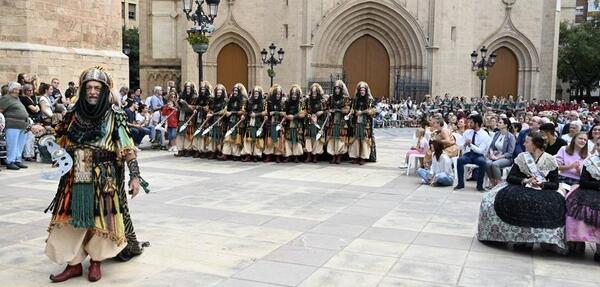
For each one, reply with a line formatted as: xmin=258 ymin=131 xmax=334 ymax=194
xmin=404 ymin=128 xmax=428 ymax=167
xmin=161 ymin=100 xmax=178 ymax=152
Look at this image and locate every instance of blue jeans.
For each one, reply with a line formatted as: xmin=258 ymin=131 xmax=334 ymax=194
xmin=5 ymin=128 xmax=27 ymax=163
xmin=417 ymin=168 xmax=454 ymax=186
xmin=457 ymin=152 xmax=487 ymax=188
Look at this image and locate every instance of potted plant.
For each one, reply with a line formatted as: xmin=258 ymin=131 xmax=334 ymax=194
xmin=187 ymin=32 xmax=209 ymax=53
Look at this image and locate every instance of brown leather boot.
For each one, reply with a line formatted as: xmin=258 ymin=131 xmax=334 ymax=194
xmin=304 ymin=154 xmax=312 ymax=163
xmin=351 ymin=158 xmax=359 ymax=164
xmin=330 ymin=155 xmax=336 ymax=164
xmin=359 ymin=158 xmax=365 ymax=165
xmin=88 ymin=260 xmax=101 ymax=282
xmin=174 ymin=150 xmax=185 ymax=157
xmin=283 ymin=157 xmax=290 ymax=163
xmin=242 ymin=155 xmax=252 ymax=162
xmin=264 ymin=155 xmax=272 ymax=162
xmin=335 ymin=155 xmax=342 ymax=164
xmin=49 ymin=264 xmax=83 ymax=283
xmin=276 ymin=156 xmax=281 ymax=163
xmin=294 ymin=156 xmax=299 ymax=163
xmin=217 ymin=154 xmax=228 ymax=161
xmin=192 ymin=151 xmax=201 ymax=158
xmin=312 ymin=154 xmax=318 ymax=163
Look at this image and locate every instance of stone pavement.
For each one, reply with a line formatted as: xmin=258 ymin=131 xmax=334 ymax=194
xmin=0 ymin=128 xmax=599 ymax=287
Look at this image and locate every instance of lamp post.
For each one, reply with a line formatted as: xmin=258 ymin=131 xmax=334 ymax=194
xmin=123 ymin=43 xmax=131 ymax=56
xmin=261 ymin=43 xmax=284 ymax=87
xmin=182 ymin=0 xmax=221 ymax=84
xmin=470 ymin=46 xmax=497 ymax=98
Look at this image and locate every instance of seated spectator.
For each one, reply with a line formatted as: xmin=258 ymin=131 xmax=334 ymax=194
xmin=514 ymin=116 xmax=541 ymax=156
xmin=540 ymin=123 xmax=567 ymax=156
xmin=404 ymin=128 xmax=428 ymax=167
xmin=453 ymin=117 xmax=466 ymax=135
xmin=485 ymin=118 xmax=516 ymax=188
xmin=124 ymin=101 xmax=148 ymax=149
xmin=556 ymin=132 xmax=588 ymax=185
xmin=455 ymin=114 xmax=491 ymax=192
xmin=38 ymin=83 xmax=55 ymax=127
xmin=477 ymin=132 xmax=566 ymax=253
xmin=0 ymin=82 xmax=29 ymax=170
xmin=424 ymin=115 xmax=458 ymax=168
xmin=587 ymin=124 xmax=600 ymax=154
xmin=417 ymin=140 xmax=454 ymax=186
xmin=561 ymin=121 xmax=582 ymax=144
xmin=565 ymin=153 xmax=600 ymax=262
xmin=19 ymin=84 xmax=40 ymax=161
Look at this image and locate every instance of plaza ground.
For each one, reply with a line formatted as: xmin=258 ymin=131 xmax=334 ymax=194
xmin=0 ymin=129 xmax=598 ymax=286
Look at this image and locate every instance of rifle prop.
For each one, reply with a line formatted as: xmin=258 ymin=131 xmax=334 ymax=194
xmin=225 ymin=118 xmax=245 ymax=137
xmin=177 ymin=110 xmax=197 ymax=133
xmin=256 ymin=117 xmax=267 ymax=137
xmin=157 ymin=109 xmax=177 ymax=129
xmin=201 ymin=114 xmax=227 ymax=136
xmin=315 ymin=113 xmax=331 ymax=141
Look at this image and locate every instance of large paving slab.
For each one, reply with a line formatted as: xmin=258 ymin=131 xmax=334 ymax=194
xmin=0 ymin=128 xmax=599 ymax=286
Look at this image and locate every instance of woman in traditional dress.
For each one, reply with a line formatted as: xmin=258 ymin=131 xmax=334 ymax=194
xmin=477 ymin=132 xmax=567 ymax=253
xmin=565 ymin=153 xmax=600 ymax=262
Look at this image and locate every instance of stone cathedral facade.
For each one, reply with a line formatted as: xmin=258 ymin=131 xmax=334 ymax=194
xmin=140 ymin=0 xmax=576 ymax=100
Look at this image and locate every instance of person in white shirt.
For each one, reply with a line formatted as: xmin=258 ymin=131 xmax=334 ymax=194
xmin=417 ymin=140 xmax=454 ymax=186
xmin=455 ymin=113 xmax=491 ymax=191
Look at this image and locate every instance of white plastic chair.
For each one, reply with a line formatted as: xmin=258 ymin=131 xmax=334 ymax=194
xmin=407 ymin=154 xmax=425 ymax=176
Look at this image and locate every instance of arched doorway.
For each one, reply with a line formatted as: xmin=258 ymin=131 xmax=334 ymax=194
xmin=217 ymin=43 xmax=248 ymax=90
xmin=343 ymin=35 xmax=390 ymax=99
xmin=486 ymin=47 xmax=518 ymax=98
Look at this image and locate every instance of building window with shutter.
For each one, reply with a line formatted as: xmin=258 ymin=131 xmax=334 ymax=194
xmin=128 ymin=3 xmax=136 ymax=20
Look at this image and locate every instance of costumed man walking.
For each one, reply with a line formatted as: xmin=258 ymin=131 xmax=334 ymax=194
xmin=219 ymin=83 xmax=247 ymax=161
xmin=327 ymin=80 xmax=351 ymax=164
xmin=348 ymin=81 xmax=376 ymax=165
xmin=263 ymin=85 xmax=286 ymax=163
xmin=283 ymin=85 xmax=306 ymax=163
xmin=242 ymin=86 xmax=267 ymax=162
xmin=175 ymin=81 xmax=198 ymax=157
xmin=44 ymin=67 xmax=148 ymax=282
xmin=205 ymin=84 xmax=228 ymax=159
xmin=192 ymin=81 xmax=212 ymax=158
xmin=304 ymin=83 xmax=327 ymax=163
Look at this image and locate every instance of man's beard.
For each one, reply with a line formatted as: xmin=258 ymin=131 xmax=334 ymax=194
xmin=86 ymin=97 xmax=98 ymax=105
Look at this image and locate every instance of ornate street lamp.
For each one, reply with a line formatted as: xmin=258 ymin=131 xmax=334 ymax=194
xmin=470 ymin=46 xmax=497 ymax=98
xmin=261 ymin=43 xmax=285 ymax=87
xmin=123 ymin=43 xmax=131 ymax=56
xmin=182 ymin=0 xmax=221 ymax=84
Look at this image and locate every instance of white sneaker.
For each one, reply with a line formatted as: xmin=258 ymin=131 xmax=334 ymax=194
xmin=170 ymin=146 xmax=178 ymax=153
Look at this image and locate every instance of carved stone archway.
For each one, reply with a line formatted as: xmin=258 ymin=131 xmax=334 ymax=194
xmin=311 ymin=0 xmax=428 ymax=97
xmin=479 ymin=1 xmax=540 ymax=99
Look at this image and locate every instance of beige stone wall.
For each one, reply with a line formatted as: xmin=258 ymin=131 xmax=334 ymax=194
xmin=141 ymin=0 xmax=575 ymax=100
xmin=0 ymin=0 xmax=128 ymax=91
